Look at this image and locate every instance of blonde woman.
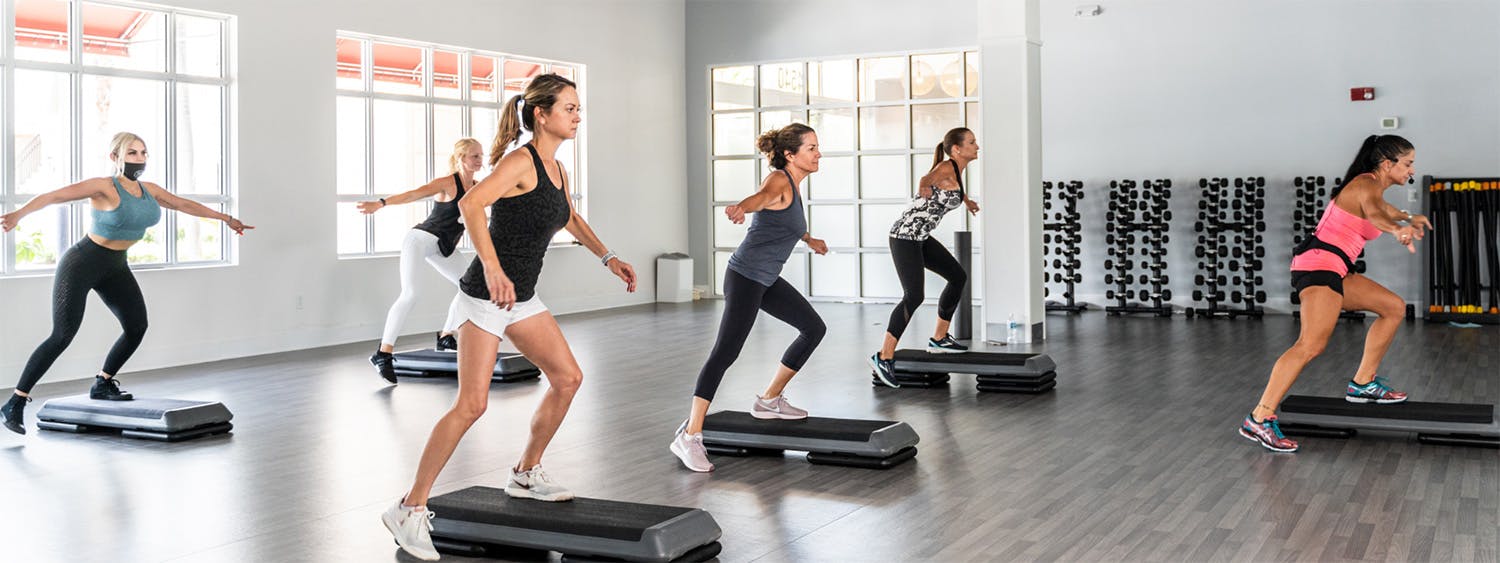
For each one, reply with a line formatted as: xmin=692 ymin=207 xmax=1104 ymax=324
xmin=0 ymin=132 xmax=252 ymax=435
xmin=361 ymin=138 xmax=485 ymax=383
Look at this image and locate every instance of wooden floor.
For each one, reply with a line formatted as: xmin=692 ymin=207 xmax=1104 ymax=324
xmin=2 ymin=301 xmax=1495 ymax=563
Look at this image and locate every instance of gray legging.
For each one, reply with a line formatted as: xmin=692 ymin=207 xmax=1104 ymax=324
xmin=16 ymin=238 xmax=147 ymax=393
xmin=692 ymin=268 xmax=826 ymax=401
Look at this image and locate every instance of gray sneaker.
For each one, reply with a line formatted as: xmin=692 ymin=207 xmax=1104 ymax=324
xmin=669 ymin=422 xmax=714 ymax=472
xmin=751 ymin=394 xmax=808 ymax=420
xmin=505 ymin=465 xmax=575 ymax=502
xmin=381 ymin=499 xmax=440 ymax=561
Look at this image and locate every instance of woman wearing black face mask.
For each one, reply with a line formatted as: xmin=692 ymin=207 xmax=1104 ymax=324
xmin=0 ymin=132 xmax=252 ymax=435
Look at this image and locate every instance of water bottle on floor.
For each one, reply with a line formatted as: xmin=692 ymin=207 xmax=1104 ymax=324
xmin=1007 ymin=314 xmax=1023 ymax=345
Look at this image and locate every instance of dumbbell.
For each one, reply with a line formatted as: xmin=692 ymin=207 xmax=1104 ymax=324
xmin=1192 ymin=289 xmax=1226 ymax=302
xmin=1052 ymin=259 xmax=1081 ymax=270
xmin=1231 ymin=290 xmax=1268 ymax=304
xmin=1136 ymin=274 xmax=1170 ymax=285
xmin=1136 ymin=289 xmax=1173 ymax=301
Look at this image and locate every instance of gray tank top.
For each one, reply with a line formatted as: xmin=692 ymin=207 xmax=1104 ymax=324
xmin=726 ymin=169 xmax=806 ymax=287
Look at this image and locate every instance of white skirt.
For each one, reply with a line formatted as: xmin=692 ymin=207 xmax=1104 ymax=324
xmin=443 ymin=292 xmax=548 ymax=337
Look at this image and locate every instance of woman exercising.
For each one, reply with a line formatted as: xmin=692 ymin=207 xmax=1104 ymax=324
xmin=383 ymin=74 xmax=637 ymax=561
xmin=362 ymin=138 xmax=484 ymax=383
xmin=669 ymin=123 xmax=830 ymax=473
xmin=1240 ymin=134 xmax=1430 ymax=452
xmin=869 ymin=127 xmax=981 ymax=387
xmin=0 ymin=132 xmax=253 ymax=435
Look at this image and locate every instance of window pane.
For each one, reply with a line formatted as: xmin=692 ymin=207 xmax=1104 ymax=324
xmin=712 ymin=66 xmax=755 ymax=110
xmin=14 ymin=70 xmax=71 ymax=194
xmin=552 ymin=65 xmax=574 ymax=81
xmin=808 ymin=108 xmax=854 ymax=152
xmin=175 ymin=15 xmax=222 ymax=77
xmin=759 ymin=110 xmax=805 ymax=135
xmin=372 ymin=99 xmax=427 ymax=191
xmin=81 ymin=75 xmax=165 ymax=178
xmin=808 ymin=60 xmax=855 ymax=104
xmin=912 ymin=103 xmax=961 ymax=149
xmin=859 ymin=56 xmax=907 ymax=102
xmin=80 ymin=3 xmax=166 ymax=72
xmin=371 ymin=41 xmax=423 ymax=96
xmin=176 ymin=83 xmax=223 ymax=195
xmin=912 ymin=154 xmax=932 ymax=190
xmin=966 ymin=51 xmax=980 ymax=96
xmin=713 ymin=159 xmax=755 ymax=202
xmin=471 ymin=55 xmax=497 ymax=103
xmin=713 ymin=251 xmax=732 ymax=294
xmin=337 ymin=202 xmax=367 ymax=254
xmin=374 ymin=202 xmax=430 ymax=252
xmin=336 ymin=97 xmax=366 ymax=195
xmin=861 ymin=203 xmax=905 ymax=246
xmin=434 ymin=104 xmax=464 ymax=175
xmin=713 ymin=113 xmax=752 ymax=156
xmin=966 ymin=101 xmax=980 ymax=138
xmin=861 ymin=253 xmax=901 ymax=298
xmin=11 ymin=204 xmax=69 ymax=270
xmin=713 ymin=206 xmax=747 ymax=247
xmin=808 ymin=205 xmax=855 ymax=248
xmin=434 ymin=49 xmax=461 ymax=99
xmin=14 ymin=0 xmax=70 ymax=63
xmin=858 ymin=105 xmax=907 ymax=150
xmin=336 ymin=37 xmax=364 ymax=90
xmin=759 ymin=62 xmax=804 ymax=107
xmin=472 ymin=107 xmax=498 ymax=161
xmin=810 ymin=252 xmax=857 ymax=297
xmin=504 ymin=60 xmax=543 ymax=97
xmin=911 ymin=52 xmax=963 ymax=100
xmin=127 ymin=223 xmax=167 ymax=265
xmin=810 ymin=156 xmax=854 ymax=200
xmin=860 ymin=155 xmax=907 ymax=199
xmin=782 ymin=252 xmax=809 ymax=294
xmin=176 ymin=203 xmax=223 ymax=262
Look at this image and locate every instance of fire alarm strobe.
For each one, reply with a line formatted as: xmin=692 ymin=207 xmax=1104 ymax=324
xmin=1350 ymin=87 xmax=1375 ymax=101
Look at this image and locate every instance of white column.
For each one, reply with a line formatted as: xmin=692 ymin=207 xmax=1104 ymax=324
xmin=979 ymin=0 xmax=1045 ymax=342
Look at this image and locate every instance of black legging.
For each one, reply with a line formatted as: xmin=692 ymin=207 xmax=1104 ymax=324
xmin=693 ymin=268 xmax=826 ymax=401
xmin=886 ymin=236 xmax=967 ymax=339
xmin=15 ymin=238 xmax=148 ymax=393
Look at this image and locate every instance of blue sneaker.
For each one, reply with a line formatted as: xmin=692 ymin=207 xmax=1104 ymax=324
xmin=1346 ymin=376 xmax=1408 ymax=404
xmin=927 ymin=334 xmax=968 ymax=353
xmin=868 ymin=353 xmax=901 ymax=388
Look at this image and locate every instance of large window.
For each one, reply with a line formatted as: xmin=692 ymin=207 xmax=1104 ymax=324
xmin=709 ymin=50 xmax=981 ymax=301
xmin=1 ymin=0 xmax=233 ymax=275
xmin=336 ymin=33 xmax=582 ymax=256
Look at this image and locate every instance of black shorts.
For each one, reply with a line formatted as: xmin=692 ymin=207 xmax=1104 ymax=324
xmin=1291 ymin=270 xmax=1344 ymax=296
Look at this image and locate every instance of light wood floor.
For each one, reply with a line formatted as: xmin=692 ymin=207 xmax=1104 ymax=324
xmin=2 ymin=301 xmax=1495 ymax=562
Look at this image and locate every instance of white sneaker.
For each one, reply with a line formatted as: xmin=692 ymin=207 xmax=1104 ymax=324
xmin=506 ymin=465 xmax=575 ymax=502
xmin=751 ymin=394 xmax=809 ymax=420
xmin=381 ymin=499 xmax=440 ymax=561
xmin=669 ymin=421 xmax=715 ymax=472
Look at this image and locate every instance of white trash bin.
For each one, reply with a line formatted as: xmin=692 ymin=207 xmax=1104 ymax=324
xmin=656 ymin=253 xmax=693 ymax=303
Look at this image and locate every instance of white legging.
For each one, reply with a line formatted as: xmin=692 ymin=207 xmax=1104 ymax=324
xmin=381 ymin=229 xmax=470 ymax=347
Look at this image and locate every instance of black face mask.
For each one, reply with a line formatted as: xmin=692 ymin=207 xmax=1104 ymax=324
xmin=122 ymin=162 xmax=146 ymax=181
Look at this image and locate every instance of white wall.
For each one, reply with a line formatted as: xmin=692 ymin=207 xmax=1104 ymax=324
xmin=1 ymin=0 xmax=687 ymax=387
xmin=686 ymin=0 xmax=1500 ymax=314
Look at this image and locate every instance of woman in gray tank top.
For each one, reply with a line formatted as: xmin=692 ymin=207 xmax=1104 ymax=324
xmin=669 ymin=123 xmax=831 ymax=473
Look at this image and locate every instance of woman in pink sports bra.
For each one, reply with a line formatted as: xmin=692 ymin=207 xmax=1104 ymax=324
xmin=1239 ymin=135 xmax=1433 ymax=453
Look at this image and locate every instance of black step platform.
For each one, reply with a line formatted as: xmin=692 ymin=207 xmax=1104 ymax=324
xmin=700 ymin=411 xmax=919 ymax=469
xmin=392 ymin=349 xmax=541 ymax=382
xmin=35 ymin=395 xmax=233 ymax=441
xmin=879 ymin=350 xmax=1058 ymax=393
xmin=426 ymin=486 xmax=722 ymax=562
xmin=1277 ymin=395 xmax=1498 ymax=448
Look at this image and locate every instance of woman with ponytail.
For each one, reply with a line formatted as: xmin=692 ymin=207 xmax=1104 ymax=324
xmin=668 ymin=123 xmax=831 ymax=473
xmin=384 ymin=74 xmax=638 ymax=561
xmin=1239 ymin=134 xmax=1431 ymax=453
xmin=360 ymin=138 xmax=484 ymax=384
xmin=869 ymin=127 xmax=981 ymax=388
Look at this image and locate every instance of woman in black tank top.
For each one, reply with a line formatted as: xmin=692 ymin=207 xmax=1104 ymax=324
xmin=358 ymin=138 xmax=483 ymax=384
xmin=387 ymin=76 xmax=638 ymax=554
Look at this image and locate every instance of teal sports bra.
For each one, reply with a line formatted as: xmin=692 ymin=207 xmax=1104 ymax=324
xmin=91 ymin=177 xmax=162 ymax=241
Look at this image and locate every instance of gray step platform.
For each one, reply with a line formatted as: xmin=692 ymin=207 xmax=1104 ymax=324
xmin=392 ymin=349 xmax=541 ymax=382
xmin=879 ymin=350 xmax=1058 ymax=393
xmin=425 ymin=486 xmax=722 ymax=562
xmin=36 ymin=395 xmax=233 ymax=442
xmin=700 ymin=411 xmax=920 ymax=469
xmin=1278 ymin=395 xmax=1498 ymax=448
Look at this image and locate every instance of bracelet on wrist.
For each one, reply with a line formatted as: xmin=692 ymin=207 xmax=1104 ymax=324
xmin=379 ymin=197 xmax=387 ymax=206
xmin=600 ymin=250 xmax=617 ymax=266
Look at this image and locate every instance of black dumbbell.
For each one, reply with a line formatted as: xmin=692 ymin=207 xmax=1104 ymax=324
xmin=1136 ymin=289 xmax=1173 ymax=301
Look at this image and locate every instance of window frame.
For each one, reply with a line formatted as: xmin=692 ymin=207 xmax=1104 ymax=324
xmin=1 ymin=0 xmax=235 ymax=276
xmin=335 ymin=31 xmax=584 ymax=258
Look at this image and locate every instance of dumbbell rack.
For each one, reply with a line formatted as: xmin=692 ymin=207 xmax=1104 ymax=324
xmin=1185 ymin=177 xmax=1267 ymax=319
xmin=1044 ymin=180 xmax=1086 ymax=313
xmin=1423 ymin=176 xmax=1500 ymax=324
xmin=1290 ymin=176 xmax=1367 ymax=321
xmin=1104 ymin=179 xmax=1174 ymax=317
